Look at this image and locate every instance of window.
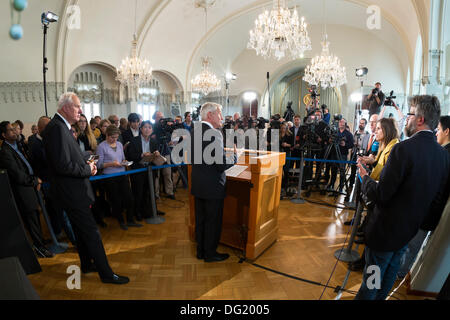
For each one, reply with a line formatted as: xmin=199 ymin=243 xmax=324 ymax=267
xmin=82 ymin=103 xmax=101 ymax=120
xmin=137 ymin=104 xmax=156 ymax=122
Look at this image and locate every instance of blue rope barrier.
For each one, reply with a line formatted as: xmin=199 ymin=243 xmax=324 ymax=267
xmin=89 ymin=163 xmax=186 ymax=182
xmin=286 ymin=157 xmax=357 ymax=165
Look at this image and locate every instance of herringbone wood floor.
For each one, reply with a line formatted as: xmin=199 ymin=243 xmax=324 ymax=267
xmin=28 ymin=189 xmax=422 ymax=300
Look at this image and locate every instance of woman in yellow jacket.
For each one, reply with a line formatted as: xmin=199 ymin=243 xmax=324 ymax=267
xmin=360 ymin=118 xmax=400 ymax=180
xmin=349 ymin=118 xmax=399 ymax=271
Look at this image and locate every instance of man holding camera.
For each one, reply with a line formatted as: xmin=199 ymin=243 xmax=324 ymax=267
xmin=152 ymin=111 xmax=175 ymax=200
xmin=355 ymin=95 xmax=450 ymax=300
xmin=326 ymin=118 xmax=354 ymax=193
xmin=367 ymin=82 xmax=385 ymax=117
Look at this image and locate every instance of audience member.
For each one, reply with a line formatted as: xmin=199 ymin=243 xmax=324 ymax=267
xmin=436 ymin=116 xmax=450 ymax=153
xmin=183 ymin=112 xmax=193 ymax=131
xmin=280 ymin=123 xmax=294 ymax=196
xmin=119 ymin=118 xmax=128 ymax=135
xmin=96 ymin=125 xmax=142 ymax=230
xmin=108 ymin=115 xmax=120 ymax=128
xmin=74 ymin=114 xmax=97 ymax=153
xmin=91 ymin=118 xmax=101 ymax=139
xmin=126 ymin=121 xmax=165 ymax=221
xmin=43 ymin=92 xmax=129 ymax=284
xmin=121 ymin=113 xmax=140 ymax=145
xmin=152 ymin=111 xmax=175 ymax=200
xmin=355 ymin=95 xmax=450 ymax=300
xmin=97 ymin=119 xmax=110 ymax=144
xmin=0 ymin=121 xmax=53 ymax=258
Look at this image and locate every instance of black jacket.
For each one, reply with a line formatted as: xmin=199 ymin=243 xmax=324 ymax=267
xmin=0 ymin=142 xmax=39 ymax=213
xmin=190 ymin=122 xmax=236 ymax=199
xmin=28 ymin=136 xmax=50 ymax=182
xmin=362 ymin=131 xmax=450 ymax=252
xmin=125 ymin=135 xmax=158 ymax=170
xmin=42 ymin=114 xmax=95 ymax=209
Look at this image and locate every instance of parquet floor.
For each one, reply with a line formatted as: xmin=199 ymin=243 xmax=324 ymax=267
xmin=28 ymin=188 xmax=424 ymax=300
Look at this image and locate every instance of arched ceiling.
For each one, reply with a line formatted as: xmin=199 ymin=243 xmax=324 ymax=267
xmin=53 ymin=0 xmax=427 ymax=92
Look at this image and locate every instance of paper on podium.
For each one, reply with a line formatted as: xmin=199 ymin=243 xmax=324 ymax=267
xmin=225 ymin=165 xmax=248 ymax=177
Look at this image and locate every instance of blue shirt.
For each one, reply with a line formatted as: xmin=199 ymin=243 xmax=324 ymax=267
xmin=141 ymin=135 xmax=151 ymax=155
xmin=6 ymin=141 xmax=34 ymax=175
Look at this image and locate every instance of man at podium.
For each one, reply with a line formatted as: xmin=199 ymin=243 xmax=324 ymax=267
xmin=190 ymin=102 xmax=237 ymax=262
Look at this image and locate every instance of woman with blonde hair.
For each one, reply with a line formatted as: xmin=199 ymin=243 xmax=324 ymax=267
xmin=360 ymin=117 xmax=399 ymax=181
xmin=74 ymin=114 xmax=97 ymax=153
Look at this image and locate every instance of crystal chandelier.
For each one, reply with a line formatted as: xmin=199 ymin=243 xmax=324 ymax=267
xmin=116 ymin=0 xmax=152 ymax=88
xmin=303 ymin=0 xmax=346 ymax=88
xmin=191 ymin=2 xmax=221 ymax=96
xmin=191 ymin=57 xmax=221 ymax=96
xmin=247 ymin=0 xmax=312 ymax=60
xmin=303 ymin=35 xmax=347 ymax=89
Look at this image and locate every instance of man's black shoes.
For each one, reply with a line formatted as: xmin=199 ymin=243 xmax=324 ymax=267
xmin=157 ymin=210 xmax=166 ymax=216
xmin=101 ymin=274 xmax=130 ymax=285
xmin=204 ymin=252 xmax=229 ymax=263
xmin=344 ymin=218 xmax=354 ymax=226
xmin=196 ymin=252 xmax=204 ymax=260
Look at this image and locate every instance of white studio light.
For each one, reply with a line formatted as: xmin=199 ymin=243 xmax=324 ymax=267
xmin=41 ymin=11 xmax=59 ymax=25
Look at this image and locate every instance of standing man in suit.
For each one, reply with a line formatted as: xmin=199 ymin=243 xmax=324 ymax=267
xmin=191 ymin=102 xmax=237 ymax=262
xmin=42 ymin=92 xmax=129 ymax=284
xmin=0 ymin=121 xmax=53 ymax=258
xmin=355 ymin=95 xmax=450 ymax=300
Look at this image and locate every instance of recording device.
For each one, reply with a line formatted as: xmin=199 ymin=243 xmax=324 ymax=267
xmin=384 ymin=90 xmax=397 ymax=107
xmin=88 ymin=155 xmax=99 ymax=163
xmin=371 ymin=87 xmax=379 ymax=95
xmin=309 ymin=85 xmax=320 ymax=100
xmin=191 ymin=105 xmax=201 ymax=121
xmin=248 ymin=117 xmax=269 ymax=130
xmin=269 ymin=114 xmax=282 ymax=130
xmin=159 ymin=117 xmax=184 ymax=143
xmin=283 ymin=101 xmax=295 ymax=122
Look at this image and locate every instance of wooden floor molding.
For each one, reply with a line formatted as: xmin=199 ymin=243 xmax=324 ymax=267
xmin=28 ymin=189 xmax=427 ymax=300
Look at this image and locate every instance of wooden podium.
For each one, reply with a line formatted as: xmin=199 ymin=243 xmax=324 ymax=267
xmin=188 ymin=150 xmax=286 ymax=260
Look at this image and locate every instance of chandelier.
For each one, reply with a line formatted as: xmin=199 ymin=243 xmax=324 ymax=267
xmin=191 ymin=1 xmax=221 ymax=96
xmin=191 ymin=57 xmax=221 ymax=96
xmin=303 ymin=0 xmax=346 ymax=89
xmin=116 ymin=0 xmax=152 ymax=88
xmin=303 ymin=35 xmax=347 ymax=89
xmin=247 ymin=0 xmax=311 ymax=60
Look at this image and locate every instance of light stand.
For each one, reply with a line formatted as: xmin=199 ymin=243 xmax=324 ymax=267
xmin=225 ymin=72 xmax=236 ymax=116
xmin=353 ymin=67 xmax=368 ymax=132
xmin=41 ymin=12 xmax=59 ymax=117
xmin=267 ymin=72 xmax=271 ymax=119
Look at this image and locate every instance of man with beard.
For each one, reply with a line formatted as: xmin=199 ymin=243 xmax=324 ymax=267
xmin=354 ymin=95 xmax=450 ymax=300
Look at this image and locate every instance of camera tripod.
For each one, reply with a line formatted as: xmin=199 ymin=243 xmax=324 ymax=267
xmin=159 ymin=139 xmax=188 ymax=191
xmin=320 ymin=138 xmax=352 ymax=197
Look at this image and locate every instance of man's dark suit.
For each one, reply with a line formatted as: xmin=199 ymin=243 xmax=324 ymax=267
xmin=0 ymin=142 xmax=44 ymax=248
xmin=362 ymin=131 xmax=450 ymax=252
xmin=190 ymin=122 xmax=236 ymax=258
xmin=42 ymin=114 xmax=114 ymax=278
xmin=121 ymin=128 xmax=136 ymax=146
xmin=125 ymin=135 xmax=159 ymax=219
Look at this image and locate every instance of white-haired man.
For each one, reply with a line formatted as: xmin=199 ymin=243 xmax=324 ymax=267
xmin=42 ymin=92 xmax=129 ymax=284
xmin=190 ymin=102 xmax=237 ymax=262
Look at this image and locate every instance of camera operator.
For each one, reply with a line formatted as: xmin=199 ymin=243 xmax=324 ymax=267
xmin=151 ymin=111 xmax=175 ymax=200
xmin=303 ymin=108 xmax=329 ymax=182
xmin=266 ymin=114 xmax=283 ymax=151
xmin=290 ymin=114 xmax=304 ymax=170
xmin=379 ymin=97 xmax=406 ymax=140
xmin=322 ymin=104 xmax=330 ymax=125
xmin=325 ymin=118 xmax=354 ymax=193
xmin=367 ymin=82 xmax=385 ymax=116
xmin=283 ymin=101 xmax=295 ymax=123
xmin=348 ymin=118 xmax=370 ymax=191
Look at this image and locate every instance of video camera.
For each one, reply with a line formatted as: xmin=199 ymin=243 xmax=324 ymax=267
xmin=270 ymin=114 xmax=282 ymax=130
xmin=159 ymin=117 xmax=184 ymax=142
xmin=309 ymin=85 xmax=320 ymax=100
xmin=384 ymin=90 xmax=397 ymax=107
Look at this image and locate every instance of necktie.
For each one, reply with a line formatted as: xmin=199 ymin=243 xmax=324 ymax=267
xmin=367 ymin=134 xmax=374 ymax=153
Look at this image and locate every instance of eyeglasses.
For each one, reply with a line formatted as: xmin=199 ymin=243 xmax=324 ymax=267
xmin=407 ymin=113 xmax=416 ymax=117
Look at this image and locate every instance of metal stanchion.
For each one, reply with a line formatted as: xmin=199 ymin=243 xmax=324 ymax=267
xmin=291 ymin=151 xmax=306 ymax=204
xmin=333 ymin=177 xmax=364 ymax=300
xmin=35 ymin=190 xmax=68 ymax=254
xmin=145 ymin=166 xmax=165 ymax=224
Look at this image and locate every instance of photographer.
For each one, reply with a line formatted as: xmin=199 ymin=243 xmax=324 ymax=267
xmin=290 ymin=114 xmax=303 ymax=170
xmin=325 ymin=118 xmax=354 ymax=193
xmin=322 ymin=104 xmax=330 ymax=125
xmin=379 ymin=98 xmax=406 ymax=140
xmin=283 ymin=101 xmax=295 ymax=123
xmin=303 ymin=108 xmax=329 ymax=182
xmin=348 ymin=118 xmax=370 ymax=191
xmin=151 ymin=111 xmax=175 ymax=200
xmin=367 ymin=82 xmax=385 ymax=116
